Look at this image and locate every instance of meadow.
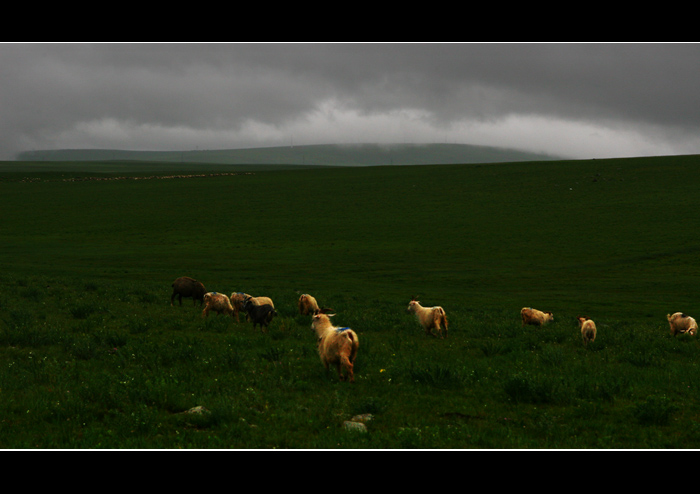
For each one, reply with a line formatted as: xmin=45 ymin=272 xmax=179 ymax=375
xmin=1 ymin=155 xmax=700 ymax=449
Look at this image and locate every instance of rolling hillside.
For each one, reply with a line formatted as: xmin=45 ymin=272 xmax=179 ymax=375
xmin=15 ymin=143 xmax=560 ymax=167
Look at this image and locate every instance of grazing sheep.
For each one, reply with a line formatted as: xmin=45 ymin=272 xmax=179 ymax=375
xmin=298 ymin=293 xmax=320 ymax=315
xmin=577 ymin=316 xmax=597 ymax=347
xmin=521 ymin=307 xmax=554 ymax=327
xmin=407 ymin=297 xmax=448 ymax=338
xmin=311 ymin=311 xmax=359 ymax=383
xmin=667 ymin=312 xmax=698 ymax=336
xmin=171 ymin=276 xmax=207 ymax=306
xmin=243 ymin=299 xmax=277 ymax=332
xmin=240 ymin=294 xmax=275 ymax=323
xmin=201 ymin=292 xmax=235 ymax=318
xmin=242 ymin=295 xmax=274 ymax=308
xmin=229 ymin=292 xmax=252 ymax=322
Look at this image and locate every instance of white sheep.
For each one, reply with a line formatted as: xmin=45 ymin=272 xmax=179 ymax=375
xmin=298 ymin=293 xmax=320 ymax=315
xmin=521 ymin=307 xmax=554 ymax=327
xmin=310 ymin=312 xmax=359 ymax=383
xmin=667 ymin=312 xmax=698 ymax=336
xmin=242 ymin=295 xmax=274 ymax=308
xmin=407 ymin=297 xmax=448 ymax=338
xmin=577 ymin=316 xmax=597 ymax=347
xmin=201 ymin=292 xmax=235 ymax=318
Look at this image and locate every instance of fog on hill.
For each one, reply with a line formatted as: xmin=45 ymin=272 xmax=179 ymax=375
xmin=16 ymin=143 xmax=561 ymax=166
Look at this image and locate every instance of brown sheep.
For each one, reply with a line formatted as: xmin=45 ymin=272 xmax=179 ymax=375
xmin=201 ymin=292 xmax=235 ymax=318
xmin=298 ymin=293 xmax=320 ymax=315
xmin=311 ymin=312 xmax=359 ymax=383
xmin=577 ymin=316 xmax=597 ymax=347
xmin=407 ymin=297 xmax=448 ymax=338
xmin=171 ymin=276 xmax=206 ymax=306
xmin=521 ymin=307 xmax=554 ymax=327
xmin=229 ymin=292 xmax=252 ymax=322
xmin=667 ymin=312 xmax=698 ymax=336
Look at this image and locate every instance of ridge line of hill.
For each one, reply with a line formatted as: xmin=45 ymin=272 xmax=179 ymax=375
xmin=16 ymin=143 xmax=562 ymax=166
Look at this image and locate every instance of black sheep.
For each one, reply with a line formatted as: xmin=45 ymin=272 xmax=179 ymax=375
xmin=243 ymin=300 xmax=277 ymax=332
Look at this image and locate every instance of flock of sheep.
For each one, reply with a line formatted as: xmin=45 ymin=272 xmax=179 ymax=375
xmin=520 ymin=307 xmax=698 ymax=347
xmin=170 ymin=277 xmax=452 ymax=383
xmin=519 ymin=307 xmax=597 ymax=347
xmin=171 ymin=276 xmax=698 ymax=383
xmin=171 ymin=276 xmax=360 ymax=382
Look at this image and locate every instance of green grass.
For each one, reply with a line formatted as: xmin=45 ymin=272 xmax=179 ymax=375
xmin=2 ymin=155 xmax=700 ymax=448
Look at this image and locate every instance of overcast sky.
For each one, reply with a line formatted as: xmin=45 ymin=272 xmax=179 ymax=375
xmin=2 ymin=42 xmax=699 ymax=160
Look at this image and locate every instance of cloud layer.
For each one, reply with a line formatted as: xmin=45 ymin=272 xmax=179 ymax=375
xmin=2 ymin=43 xmax=699 ymax=160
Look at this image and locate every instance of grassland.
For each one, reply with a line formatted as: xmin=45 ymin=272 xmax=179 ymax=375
xmin=1 ymin=154 xmax=700 ymax=449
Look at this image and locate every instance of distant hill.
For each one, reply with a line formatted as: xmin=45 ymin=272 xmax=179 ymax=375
xmin=16 ymin=143 xmax=561 ymax=166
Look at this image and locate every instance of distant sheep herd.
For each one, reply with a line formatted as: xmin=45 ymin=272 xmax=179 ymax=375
xmin=170 ymin=276 xmax=698 ymax=383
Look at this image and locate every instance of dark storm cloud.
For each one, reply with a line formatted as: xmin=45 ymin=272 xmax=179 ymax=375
xmin=2 ymin=42 xmax=699 ymax=160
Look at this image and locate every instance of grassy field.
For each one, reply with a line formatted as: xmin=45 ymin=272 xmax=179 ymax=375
xmin=2 ymin=155 xmax=700 ymax=449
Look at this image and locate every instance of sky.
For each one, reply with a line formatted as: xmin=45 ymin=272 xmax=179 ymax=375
xmin=2 ymin=42 xmax=700 ymax=161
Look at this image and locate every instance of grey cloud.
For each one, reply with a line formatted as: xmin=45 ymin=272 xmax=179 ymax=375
xmin=2 ymin=43 xmax=700 ymax=160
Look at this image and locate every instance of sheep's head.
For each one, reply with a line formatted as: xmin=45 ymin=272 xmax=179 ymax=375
xmin=407 ymin=299 xmax=419 ymax=313
xmin=311 ymin=312 xmax=334 ymax=331
xmin=242 ymin=298 xmax=256 ymax=312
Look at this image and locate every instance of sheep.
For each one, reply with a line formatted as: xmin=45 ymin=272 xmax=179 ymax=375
xmin=298 ymin=293 xmax=320 ymax=315
xmin=239 ymin=294 xmax=275 ymax=322
xmin=229 ymin=292 xmax=252 ymax=322
xmin=667 ymin=312 xmax=698 ymax=336
xmin=242 ymin=295 xmax=274 ymax=308
xmin=407 ymin=297 xmax=448 ymax=338
xmin=310 ymin=311 xmax=359 ymax=383
xmin=577 ymin=316 xmax=597 ymax=347
xmin=171 ymin=276 xmax=206 ymax=306
xmin=201 ymin=292 xmax=235 ymax=318
xmin=242 ymin=299 xmax=277 ymax=332
xmin=521 ymin=307 xmax=554 ymax=327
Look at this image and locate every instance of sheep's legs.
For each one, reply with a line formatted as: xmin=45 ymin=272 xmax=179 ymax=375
xmin=322 ymin=355 xmax=355 ymax=383
xmin=336 ymin=364 xmax=345 ymax=381
xmin=340 ymin=357 xmax=354 ymax=383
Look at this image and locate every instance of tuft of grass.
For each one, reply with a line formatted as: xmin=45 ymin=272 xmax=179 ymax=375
xmin=407 ymin=363 xmax=468 ymax=389
xmin=503 ymin=371 xmax=570 ymax=405
xmin=633 ymin=395 xmax=679 ymax=426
